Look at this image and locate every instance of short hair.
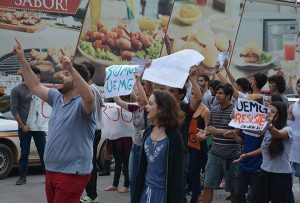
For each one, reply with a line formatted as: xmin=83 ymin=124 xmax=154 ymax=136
xmin=216 ymin=83 xmax=234 ymax=100
xmin=73 ymin=63 xmax=90 ymax=82
xmin=236 ymin=78 xmax=250 ymax=92
xmin=152 ymin=90 xmax=185 ymax=128
xmin=268 ymin=75 xmax=286 ymax=94
xmin=198 ymin=74 xmax=210 ymax=82
xmin=31 ymin=66 xmax=41 ymax=75
xmin=83 ymin=62 xmax=95 ymax=79
xmin=208 ymin=80 xmax=221 ymax=91
xmin=253 ymin=73 xmax=268 ymax=90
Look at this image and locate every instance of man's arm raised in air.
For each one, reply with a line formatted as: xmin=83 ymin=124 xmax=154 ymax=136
xmin=14 ymin=39 xmax=49 ymax=102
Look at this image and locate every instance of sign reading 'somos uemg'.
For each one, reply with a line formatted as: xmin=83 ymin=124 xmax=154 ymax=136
xmin=0 ymin=0 xmax=81 ymax=14
xmin=229 ymin=98 xmax=268 ymax=131
xmin=104 ymin=65 xmax=138 ymax=98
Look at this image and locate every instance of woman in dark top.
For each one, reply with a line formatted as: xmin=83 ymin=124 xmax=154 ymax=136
xmin=133 ymin=90 xmax=185 ymax=203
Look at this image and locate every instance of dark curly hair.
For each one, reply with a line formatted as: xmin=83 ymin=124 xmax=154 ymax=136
xmin=268 ymin=101 xmax=287 ymax=159
xmin=152 ymin=90 xmax=185 ymax=128
xmin=268 ymin=75 xmax=286 ymax=94
xmin=215 ymin=83 xmax=234 ymax=100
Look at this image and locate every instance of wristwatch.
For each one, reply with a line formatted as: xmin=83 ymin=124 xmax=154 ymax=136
xmin=267 ymin=123 xmax=274 ymax=130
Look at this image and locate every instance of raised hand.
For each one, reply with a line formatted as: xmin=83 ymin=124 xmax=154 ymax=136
xmin=14 ymin=39 xmax=25 ymax=60
xmin=135 ymin=72 xmax=142 ymax=81
xmin=144 ymin=60 xmax=152 ymax=69
xmin=60 ymin=51 xmax=73 ymax=74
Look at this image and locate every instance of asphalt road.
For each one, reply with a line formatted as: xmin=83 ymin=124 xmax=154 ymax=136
xmin=0 ymin=166 xmax=299 ymax=203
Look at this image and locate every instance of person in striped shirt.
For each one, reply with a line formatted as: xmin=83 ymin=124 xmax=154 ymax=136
xmin=197 ymin=83 xmax=241 ymax=203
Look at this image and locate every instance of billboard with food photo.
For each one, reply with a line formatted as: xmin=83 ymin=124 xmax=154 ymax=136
xmin=227 ymin=0 xmax=300 ymax=92
xmin=73 ymin=0 xmax=171 ymax=85
xmin=162 ymin=0 xmax=243 ymax=74
xmin=0 ymin=0 xmax=89 ymax=86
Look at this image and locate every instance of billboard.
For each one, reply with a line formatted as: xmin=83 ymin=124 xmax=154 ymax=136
xmin=229 ymin=0 xmax=300 ymax=93
xmin=0 ymin=0 xmax=89 ymax=85
xmin=73 ymin=0 xmax=171 ymax=85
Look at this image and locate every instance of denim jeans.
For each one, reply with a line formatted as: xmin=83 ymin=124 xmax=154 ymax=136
xmin=85 ymin=130 xmax=101 ymax=199
xmin=18 ymin=128 xmax=46 ymax=174
xmin=129 ymin=144 xmax=141 ymax=203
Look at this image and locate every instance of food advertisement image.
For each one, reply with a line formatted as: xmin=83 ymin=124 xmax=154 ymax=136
xmin=230 ymin=0 xmax=300 ymax=93
xmin=74 ymin=0 xmax=172 ymax=85
xmin=161 ymin=0 xmax=242 ymax=74
xmin=0 ymin=0 xmax=89 ymax=87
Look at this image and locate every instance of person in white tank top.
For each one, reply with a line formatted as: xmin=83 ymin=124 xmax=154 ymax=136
xmin=288 ymin=79 xmax=300 ymax=185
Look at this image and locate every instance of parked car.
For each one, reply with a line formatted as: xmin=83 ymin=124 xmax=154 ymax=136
xmin=0 ymin=94 xmax=106 ymax=179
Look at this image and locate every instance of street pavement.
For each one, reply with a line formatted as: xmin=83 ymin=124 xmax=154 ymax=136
xmin=0 ymin=166 xmax=299 ymax=203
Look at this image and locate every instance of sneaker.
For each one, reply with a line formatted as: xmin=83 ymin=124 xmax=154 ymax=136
xmin=80 ymin=196 xmax=99 ymax=203
xmin=15 ymin=176 xmax=26 ymax=185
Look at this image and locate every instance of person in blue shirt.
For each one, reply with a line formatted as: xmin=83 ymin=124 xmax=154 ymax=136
xmin=14 ymin=39 xmax=96 ymax=203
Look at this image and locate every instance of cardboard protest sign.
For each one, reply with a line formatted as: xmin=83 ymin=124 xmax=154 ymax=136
xmin=229 ymin=98 xmax=268 ymax=131
xmin=0 ymin=0 xmax=89 ymax=88
xmin=101 ymin=103 xmax=135 ymax=140
xmin=104 ymin=65 xmax=138 ymax=98
xmin=142 ymin=49 xmax=204 ymax=88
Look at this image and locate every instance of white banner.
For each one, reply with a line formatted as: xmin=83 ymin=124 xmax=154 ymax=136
xmin=229 ymin=98 xmax=268 ymax=131
xmin=26 ymin=95 xmax=52 ymax=132
xmin=101 ymin=103 xmax=135 ymax=140
xmin=142 ymin=49 xmax=205 ymax=88
xmin=104 ymin=65 xmax=138 ymax=98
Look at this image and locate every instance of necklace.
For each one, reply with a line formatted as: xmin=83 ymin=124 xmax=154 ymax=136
xmin=151 ymin=127 xmax=165 ymax=148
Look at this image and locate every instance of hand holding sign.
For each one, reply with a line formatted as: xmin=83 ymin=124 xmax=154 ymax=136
xmin=104 ymin=65 xmax=139 ymax=98
xmin=142 ymin=49 xmax=205 ymax=88
xmin=188 ymin=65 xmax=198 ymax=80
xmin=217 ymin=52 xmax=229 ymax=71
xmin=229 ymin=98 xmax=268 ymax=131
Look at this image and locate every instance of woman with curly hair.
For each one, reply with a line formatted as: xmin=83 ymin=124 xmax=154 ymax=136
xmin=133 ymin=90 xmax=185 ymax=203
xmin=251 ymin=101 xmax=294 ymax=203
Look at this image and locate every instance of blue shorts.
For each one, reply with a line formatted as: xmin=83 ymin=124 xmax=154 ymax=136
xmin=204 ymin=153 xmax=238 ymax=192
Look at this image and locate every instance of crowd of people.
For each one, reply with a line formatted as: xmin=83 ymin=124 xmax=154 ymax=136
xmin=11 ymin=39 xmax=300 ymax=203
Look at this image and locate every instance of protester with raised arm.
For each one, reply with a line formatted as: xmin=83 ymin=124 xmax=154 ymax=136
xmin=14 ymin=39 xmax=96 ymax=203
xmin=112 ymin=73 xmax=150 ymax=202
